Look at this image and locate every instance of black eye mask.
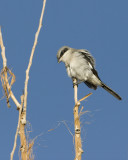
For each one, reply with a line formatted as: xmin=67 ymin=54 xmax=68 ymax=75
xmin=60 ymin=48 xmax=69 ymax=59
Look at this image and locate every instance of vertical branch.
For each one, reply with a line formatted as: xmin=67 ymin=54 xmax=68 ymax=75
xmin=19 ymin=0 xmax=47 ymax=159
xmin=19 ymin=95 xmax=28 ymax=160
xmin=73 ymin=79 xmax=83 ymax=160
xmin=73 ymin=79 xmax=92 ymax=160
xmin=19 ymin=119 xmax=27 ymax=160
xmin=73 ymin=79 xmax=78 ymax=104
xmin=23 ymin=0 xmax=47 ymax=124
xmin=0 ymin=27 xmax=7 ymax=67
xmin=10 ymin=95 xmax=25 ymax=160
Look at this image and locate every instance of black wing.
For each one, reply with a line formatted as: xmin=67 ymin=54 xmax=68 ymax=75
xmin=79 ymin=49 xmax=95 ymax=67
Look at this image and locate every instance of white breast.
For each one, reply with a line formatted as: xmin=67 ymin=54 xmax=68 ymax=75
xmin=64 ymin=51 xmax=93 ymax=81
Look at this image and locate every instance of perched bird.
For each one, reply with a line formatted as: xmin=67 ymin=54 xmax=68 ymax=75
xmin=57 ymin=46 xmax=122 ymax=100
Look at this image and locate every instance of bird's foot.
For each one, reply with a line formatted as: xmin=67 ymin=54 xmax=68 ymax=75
xmin=73 ymin=82 xmax=78 ymax=88
xmin=73 ymin=80 xmax=83 ymax=88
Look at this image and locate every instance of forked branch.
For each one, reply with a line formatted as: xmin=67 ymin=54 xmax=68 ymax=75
xmin=0 ymin=0 xmax=47 ymax=159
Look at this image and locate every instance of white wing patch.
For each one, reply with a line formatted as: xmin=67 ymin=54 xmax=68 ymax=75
xmin=88 ymin=62 xmax=93 ymax=69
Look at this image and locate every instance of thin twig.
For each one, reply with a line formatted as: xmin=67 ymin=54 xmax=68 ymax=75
xmin=0 ymin=27 xmax=7 ymax=67
xmin=23 ymin=0 xmax=47 ymax=124
xmin=27 ymin=141 xmax=34 ymax=159
xmin=79 ymin=93 xmax=92 ymax=102
xmin=61 ymin=120 xmax=74 ymax=137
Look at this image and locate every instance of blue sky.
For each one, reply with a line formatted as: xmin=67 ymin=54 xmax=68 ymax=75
xmin=0 ymin=0 xmax=128 ymax=160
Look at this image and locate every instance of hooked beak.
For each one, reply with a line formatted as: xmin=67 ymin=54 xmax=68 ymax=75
xmin=58 ymin=58 xmax=61 ymax=63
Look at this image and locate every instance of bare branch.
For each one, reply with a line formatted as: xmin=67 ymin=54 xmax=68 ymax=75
xmin=73 ymin=79 xmax=92 ymax=160
xmin=73 ymin=78 xmax=83 ymax=160
xmin=10 ymin=95 xmax=24 ymax=160
xmin=23 ymin=0 xmax=47 ymax=124
xmin=79 ymin=93 xmax=92 ymax=102
xmin=0 ymin=28 xmax=21 ymax=109
xmin=0 ymin=27 xmax=7 ymax=67
xmin=1 ymin=0 xmax=47 ymax=159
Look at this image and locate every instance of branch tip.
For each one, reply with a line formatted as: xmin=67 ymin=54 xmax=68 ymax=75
xmin=79 ymin=92 xmax=92 ymax=102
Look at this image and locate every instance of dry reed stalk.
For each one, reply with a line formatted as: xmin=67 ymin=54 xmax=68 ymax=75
xmin=73 ymin=79 xmax=83 ymax=160
xmin=0 ymin=0 xmax=47 ymax=159
xmin=73 ymin=79 xmax=92 ymax=160
xmin=23 ymin=0 xmax=46 ymax=124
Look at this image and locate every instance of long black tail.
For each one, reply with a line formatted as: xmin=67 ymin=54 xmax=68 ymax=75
xmin=101 ymin=83 xmax=122 ymax=100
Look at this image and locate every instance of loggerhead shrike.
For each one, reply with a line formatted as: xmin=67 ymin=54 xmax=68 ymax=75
xmin=57 ymin=46 xmax=122 ymax=100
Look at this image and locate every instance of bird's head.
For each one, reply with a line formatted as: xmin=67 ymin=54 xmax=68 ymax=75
xmin=57 ymin=46 xmax=70 ymax=63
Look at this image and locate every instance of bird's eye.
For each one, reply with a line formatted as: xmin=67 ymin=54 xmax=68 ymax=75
xmin=60 ymin=48 xmax=69 ymax=58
